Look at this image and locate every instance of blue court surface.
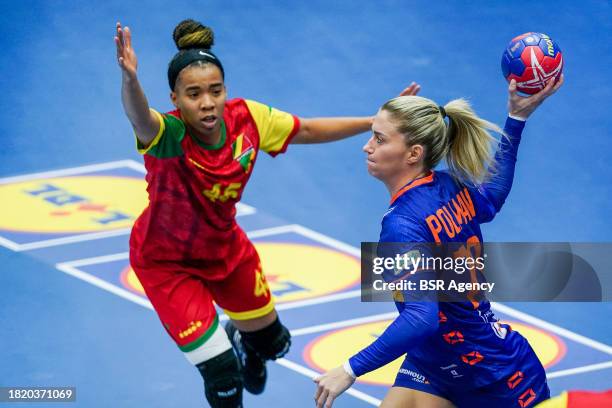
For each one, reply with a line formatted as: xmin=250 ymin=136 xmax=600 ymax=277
xmin=1 ymin=1 xmax=611 ymax=407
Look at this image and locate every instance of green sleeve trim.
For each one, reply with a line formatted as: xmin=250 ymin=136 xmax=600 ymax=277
xmin=137 ymin=110 xmax=185 ymax=158
xmin=178 ymin=315 xmax=220 ymax=352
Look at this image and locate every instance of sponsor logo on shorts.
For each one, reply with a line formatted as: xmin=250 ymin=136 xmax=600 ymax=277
xmin=398 ymin=369 xmax=429 ymax=384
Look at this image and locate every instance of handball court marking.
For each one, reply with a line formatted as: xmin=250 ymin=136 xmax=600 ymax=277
xmin=0 ymin=159 xmax=255 ymax=252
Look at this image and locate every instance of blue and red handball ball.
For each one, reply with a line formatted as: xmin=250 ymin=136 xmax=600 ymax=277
xmin=501 ymin=32 xmax=563 ymax=95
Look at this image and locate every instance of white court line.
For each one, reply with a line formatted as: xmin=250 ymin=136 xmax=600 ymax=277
xmin=13 ymin=228 xmax=133 ymax=252
xmin=0 ymin=160 xmax=137 ymax=184
xmin=276 ymin=290 xmax=361 ymax=312
xmin=56 ymin=263 xmax=153 ymax=310
xmin=0 ymin=236 xmax=21 ymax=251
xmin=290 ymin=225 xmax=361 ymax=257
xmin=291 ymin=312 xmax=397 ymax=337
xmin=546 ymin=360 xmax=612 ymax=379
xmin=60 ymin=252 xmax=130 ymax=268
xmin=246 ymin=224 xmax=297 ymax=239
xmin=276 ymin=358 xmax=381 ymax=406
xmin=236 ymin=203 xmax=257 ymax=216
xmin=122 ymin=160 xmax=146 ymax=173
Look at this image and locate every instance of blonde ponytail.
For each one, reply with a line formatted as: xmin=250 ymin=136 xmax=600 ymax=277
xmin=381 ymin=96 xmax=501 ymax=185
xmin=444 ymin=99 xmax=501 ymax=184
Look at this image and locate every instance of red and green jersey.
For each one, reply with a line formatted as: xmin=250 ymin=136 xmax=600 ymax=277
xmin=129 ymin=98 xmax=300 ymax=279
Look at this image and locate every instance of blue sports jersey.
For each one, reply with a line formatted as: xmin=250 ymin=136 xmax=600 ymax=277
xmin=349 ymin=117 xmax=549 ymax=395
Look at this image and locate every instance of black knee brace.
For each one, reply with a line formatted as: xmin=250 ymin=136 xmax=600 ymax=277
xmin=196 ymin=349 xmax=243 ymax=408
xmin=240 ymin=317 xmax=291 ymax=361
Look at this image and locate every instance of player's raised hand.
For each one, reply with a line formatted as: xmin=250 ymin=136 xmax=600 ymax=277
xmin=399 ymin=81 xmax=422 ymax=97
xmin=508 ymin=74 xmax=564 ymax=120
xmin=115 ymin=22 xmax=138 ymax=79
xmin=313 ymin=366 xmax=355 ymax=408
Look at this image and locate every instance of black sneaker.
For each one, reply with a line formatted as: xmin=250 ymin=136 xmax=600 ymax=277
xmin=224 ymin=321 xmax=267 ymax=395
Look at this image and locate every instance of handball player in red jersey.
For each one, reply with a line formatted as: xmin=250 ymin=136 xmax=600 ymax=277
xmin=115 ymin=19 xmax=419 ymax=407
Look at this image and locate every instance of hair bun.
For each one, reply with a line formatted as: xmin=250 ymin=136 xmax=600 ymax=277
xmin=172 ymin=19 xmax=214 ymax=50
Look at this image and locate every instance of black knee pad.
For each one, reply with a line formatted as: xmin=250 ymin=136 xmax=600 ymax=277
xmin=240 ymin=318 xmax=291 ymax=361
xmin=196 ymin=349 xmax=243 ymax=408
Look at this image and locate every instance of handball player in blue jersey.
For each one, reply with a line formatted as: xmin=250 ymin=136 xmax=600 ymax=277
xmin=314 ymin=76 xmax=563 ymax=408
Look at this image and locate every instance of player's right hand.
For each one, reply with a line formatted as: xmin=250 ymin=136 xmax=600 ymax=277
xmin=508 ymin=74 xmax=564 ymax=120
xmin=115 ymin=22 xmax=138 ymax=79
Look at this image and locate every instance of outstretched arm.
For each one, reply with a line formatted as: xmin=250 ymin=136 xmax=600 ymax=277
xmin=478 ymin=76 xmax=564 ymax=215
xmin=290 ymin=117 xmax=372 ymax=144
xmin=290 ymin=82 xmax=421 ymax=144
xmin=314 ymin=214 xmax=437 ymax=408
xmin=313 ymin=301 xmax=438 ymax=408
xmin=115 ymin=22 xmax=159 ymax=146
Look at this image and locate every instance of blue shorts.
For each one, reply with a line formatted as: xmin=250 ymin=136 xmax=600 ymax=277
xmin=394 ymin=348 xmax=550 ymax=408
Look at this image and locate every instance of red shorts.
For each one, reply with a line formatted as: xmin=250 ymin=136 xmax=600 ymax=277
xmin=131 ymin=239 xmax=274 ymax=351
